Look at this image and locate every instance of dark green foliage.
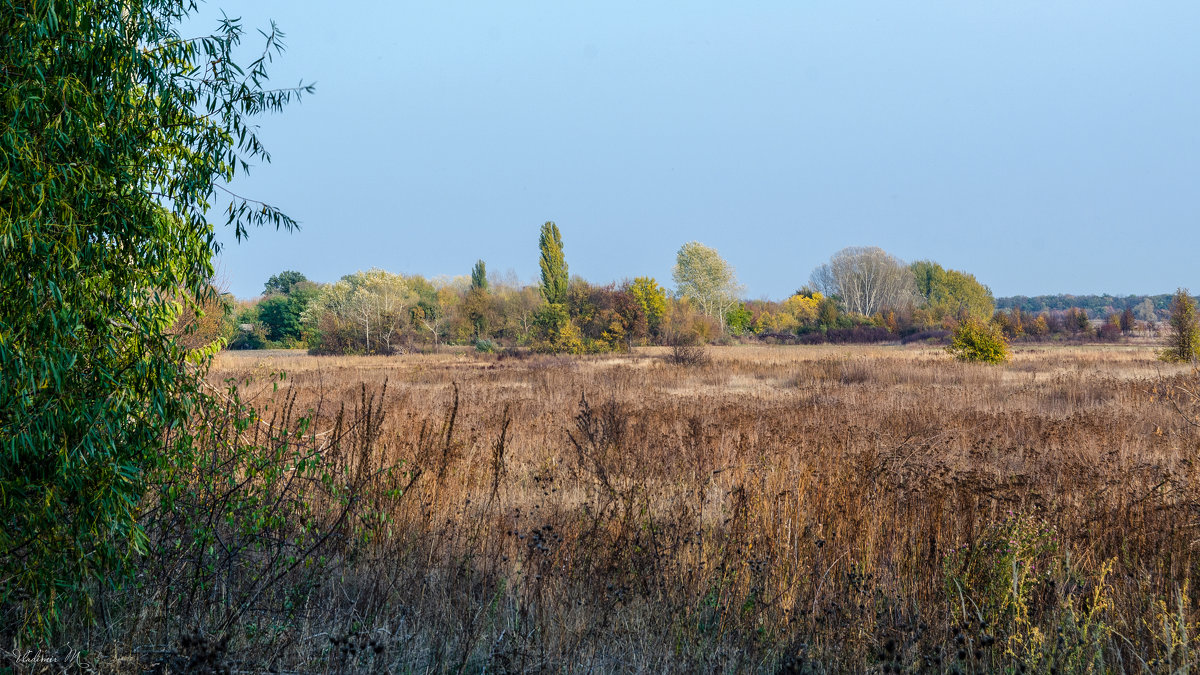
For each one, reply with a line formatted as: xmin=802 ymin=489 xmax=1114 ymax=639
xmin=258 ymin=295 xmax=302 ymax=344
xmin=228 ymin=302 xmax=261 ymax=347
xmin=998 ymin=293 xmax=1185 ymax=319
xmin=263 ymin=270 xmax=309 ymax=296
xmin=0 ymin=0 xmax=307 ymax=636
xmin=471 ymin=259 xmax=488 ymax=291
xmin=232 ymin=327 xmax=269 ymax=350
xmin=817 ymin=296 xmax=840 ymax=328
xmin=258 ymin=282 xmax=318 ymax=345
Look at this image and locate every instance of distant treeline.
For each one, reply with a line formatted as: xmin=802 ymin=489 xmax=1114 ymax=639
xmin=996 ymin=294 xmax=1192 ymax=321
xmin=180 ymin=228 xmax=1189 ymax=355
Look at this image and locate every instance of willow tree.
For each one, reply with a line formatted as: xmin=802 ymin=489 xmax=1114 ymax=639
xmin=0 ymin=1 xmax=308 ymax=633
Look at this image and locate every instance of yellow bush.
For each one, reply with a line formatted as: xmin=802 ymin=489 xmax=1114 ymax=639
xmin=782 ymin=292 xmax=822 ymax=326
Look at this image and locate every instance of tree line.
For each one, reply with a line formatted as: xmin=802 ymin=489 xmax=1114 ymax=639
xmin=996 ymin=293 xmax=1184 ymax=321
xmin=195 ymin=224 xmax=1174 ymax=356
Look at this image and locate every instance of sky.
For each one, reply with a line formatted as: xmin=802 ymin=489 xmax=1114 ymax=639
xmin=192 ymin=2 xmax=1200 ymax=300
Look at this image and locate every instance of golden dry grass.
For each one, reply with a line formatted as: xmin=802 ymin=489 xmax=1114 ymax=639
xmin=133 ymin=343 xmax=1200 ymax=671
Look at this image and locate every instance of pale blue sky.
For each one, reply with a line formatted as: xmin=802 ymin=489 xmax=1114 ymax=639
xmin=199 ymin=2 xmax=1200 ymax=300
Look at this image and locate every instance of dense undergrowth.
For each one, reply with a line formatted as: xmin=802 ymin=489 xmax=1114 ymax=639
xmin=7 ymin=346 xmax=1200 ymax=673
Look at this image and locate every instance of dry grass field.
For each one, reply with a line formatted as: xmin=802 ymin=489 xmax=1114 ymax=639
xmin=88 ymin=343 xmax=1200 ymax=673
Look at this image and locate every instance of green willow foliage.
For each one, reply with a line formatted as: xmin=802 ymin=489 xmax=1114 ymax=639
xmin=0 ymin=0 xmax=308 ymax=635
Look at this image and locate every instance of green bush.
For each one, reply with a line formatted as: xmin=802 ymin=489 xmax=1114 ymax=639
xmin=531 ymin=303 xmax=586 ymax=354
xmin=1160 ymin=288 xmax=1199 ymax=363
xmin=947 ymin=318 xmax=1010 ymax=363
xmin=942 ymin=512 xmax=1060 ymax=627
xmin=725 ymin=303 xmax=753 ymax=335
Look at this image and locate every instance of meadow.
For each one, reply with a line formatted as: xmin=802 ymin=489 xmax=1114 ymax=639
xmin=84 ymin=342 xmax=1200 ymax=673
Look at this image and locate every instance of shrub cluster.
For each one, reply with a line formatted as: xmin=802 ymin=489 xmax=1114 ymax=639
xmin=797 ymin=325 xmax=895 ymax=345
xmin=947 ymin=318 xmax=1010 ymax=363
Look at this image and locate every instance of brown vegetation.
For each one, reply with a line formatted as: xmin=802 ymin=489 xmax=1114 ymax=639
xmin=64 ymin=344 xmax=1200 ymax=672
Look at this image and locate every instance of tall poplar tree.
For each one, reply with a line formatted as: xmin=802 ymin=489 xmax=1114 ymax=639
xmin=471 ymin=260 xmax=489 ymax=291
xmin=467 ymin=259 xmax=490 ymax=339
xmin=539 ymin=221 xmax=568 ymax=306
xmin=532 ymin=222 xmax=581 ymax=352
